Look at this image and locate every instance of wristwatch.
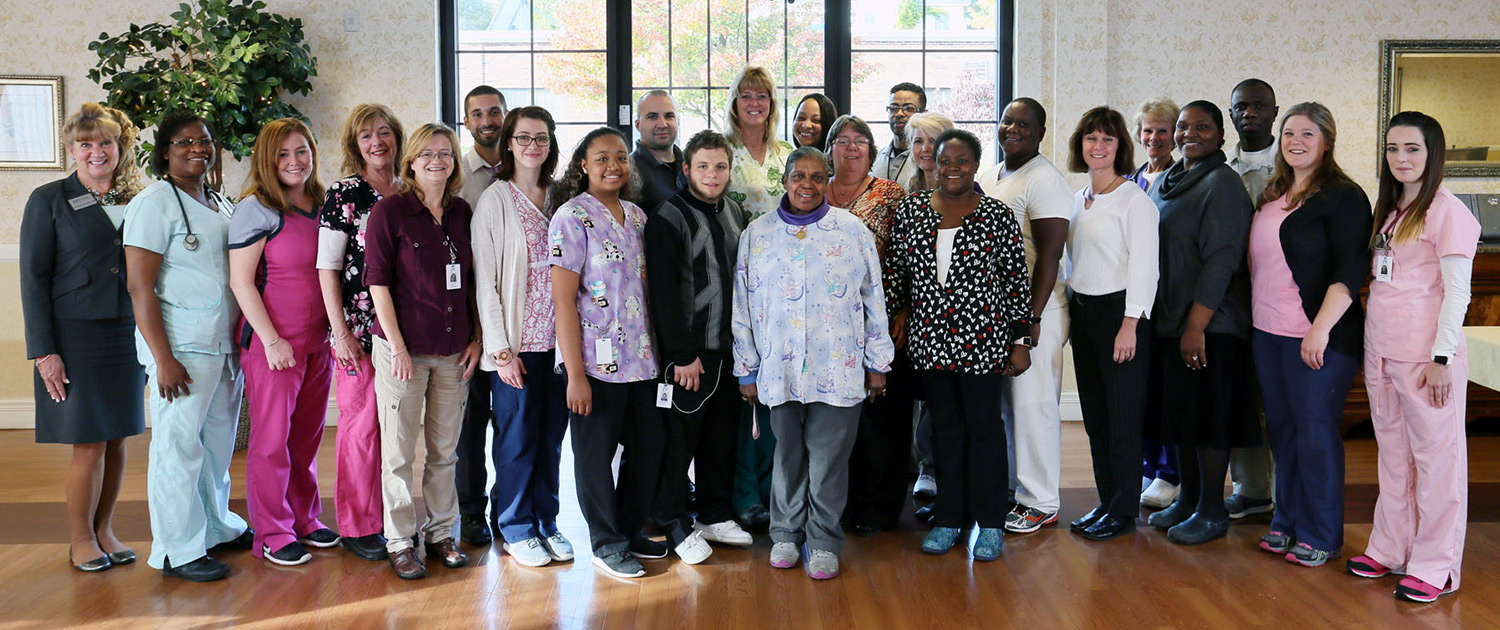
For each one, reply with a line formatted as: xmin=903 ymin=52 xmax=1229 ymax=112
xmin=1013 ymin=336 xmax=1035 ymax=348
xmin=496 ymin=350 xmax=513 ymax=363
xmin=1433 ymin=355 xmax=1449 ymax=366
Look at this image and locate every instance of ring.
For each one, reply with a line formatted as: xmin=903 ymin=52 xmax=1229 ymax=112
xmin=1191 ymin=356 xmax=1200 ymax=361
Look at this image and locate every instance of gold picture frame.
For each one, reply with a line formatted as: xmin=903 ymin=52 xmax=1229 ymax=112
xmin=1379 ymin=40 xmax=1500 ymax=178
xmin=0 ymin=75 xmax=64 ymax=171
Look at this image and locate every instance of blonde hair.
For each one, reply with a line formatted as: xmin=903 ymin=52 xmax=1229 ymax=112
xmin=726 ymin=66 xmax=779 ymax=147
xmin=1134 ymin=97 xmax=1180 ymax=137
xmin=241 ymin=118 xmax=325 ymax=213
xmin=341 ymin=104 xmax=405 ymax=177
xmin=62 ymin=102 xmax=145 ymax=202
xmin=398 ymin=123 xmax=464 ymax=206
xmin=903 ymin=112 xmax=955 ymax=190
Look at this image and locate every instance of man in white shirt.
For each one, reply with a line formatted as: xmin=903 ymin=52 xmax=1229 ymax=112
xmin=1225 ymin=78 xmax=1279 ymax=520
xmin=978 ymin=97 xmax=1073 ymax=534
xmin=455 ymin=84 xmax=508 ymax=547
xmin=870 ymin=82 xmax=924 ymax=187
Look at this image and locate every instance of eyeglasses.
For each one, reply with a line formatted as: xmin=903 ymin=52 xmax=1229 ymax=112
xmin=512 ymin=134 xmax=551 ymax=147
xmin=885 ymin=104 xmax=924 ymax=116
xmin=831 ymin=138 xmax=872 ymax=147
xmin=416 ymin=150 xmax=456 ymax=161
xmin=169 ymin=138 xmax=216 ymax=148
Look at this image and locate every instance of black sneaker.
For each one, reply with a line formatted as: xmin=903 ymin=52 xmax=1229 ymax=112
xmin=264 ymin=542 xmax=312 ymax=566
xmin=342 ymin=533 xmax=389 ymax=561
xmin=592 ymin=551 xmax=646 ymax=578
xmin=163 ymin=555 xmax=230 ymax=582
xmin=209 ymin=528 xmax=255 ymax=552
xmin=460 ymin=515 xmax=494 ymax=546
xmin=628 ymin=537 xmax=669 ymax=559
xmin=1225 ymin=494 xmax=1274 ymax=519
xmin=298 ymin=528 xmax=341 ymax=549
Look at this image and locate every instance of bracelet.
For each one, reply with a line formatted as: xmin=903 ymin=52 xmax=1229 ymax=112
xmin=332 ymin=331 xmax=350 ymax=342
xmin=34 ymin=354 xmax=54 ymax=366
xmin=267 ymin=338 xmax=285 ymax=348
xmin=392 ymin=348 xmax=408 ymax=358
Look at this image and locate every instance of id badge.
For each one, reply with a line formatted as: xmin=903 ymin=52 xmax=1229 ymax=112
xmin=594 ymin=337 xmax=613 ymax=365
xmin=656 ymin=383 xmax=674 ymax=408
xmin=1374 ymin=252 xmax=1394 ymax=283
xmin=446 ymin=263 xmax=462 ymax=290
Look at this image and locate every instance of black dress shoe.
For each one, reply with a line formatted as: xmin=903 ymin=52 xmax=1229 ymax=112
xmin=628 ymin=536 xmax=669 ymax=559
xmin=914 ymin=504 xmax=936 ymax=525
xmin=342 ymin=533 xmax=389 ymax=561
xmin=852 ymin=522 xmax=884 ymax=538
xmin=163 ymin=555 xmax=230 ymax=582
xmin=70 ymin=549 xmax=113 ymax=573
xmin=1147 ymin=500 xmax=1194 ymax=531
xmin=460 ymin=515 xmax=493 ymax=546
xmin=1081 ymin=515 xmax=1136 ymax=541
xmin=209 ymin=528 xmax=255 ymax=552
xmin=1167 ymin=513 xmax=1230 ymax=546
xmin=1070 ymin=506 xmax=1105 ymax=533
xmin=106 ymin=549 xmax=137 ymax=565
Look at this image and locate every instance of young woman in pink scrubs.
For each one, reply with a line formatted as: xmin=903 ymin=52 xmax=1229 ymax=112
xmin=1348 ymin=111 xmax=1480 ymax=603
xmin=228 ymin=119 xmax=335 ymax=566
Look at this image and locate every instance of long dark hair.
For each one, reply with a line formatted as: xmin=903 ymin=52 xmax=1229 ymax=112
xmin=792 ymin=93 xmax=837 ymax=150
xmin=1373 ymin=111 xmax=1446 ymax=245
xmin=1260 ymin=102 xmax=1355 ymax=209
xmin=497 ymin=105 xmax=559 ymax=188
xmin=548 ymin=126 xmax=638 ymax=216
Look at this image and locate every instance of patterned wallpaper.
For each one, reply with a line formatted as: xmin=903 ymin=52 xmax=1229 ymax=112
xmin=1397 ymin=56 xmax=1500 ymax=154
xmin=1016 ymin=0 xmax=1500 ymax=196
xmin=0 ymin=0 xmax=438 ymax=243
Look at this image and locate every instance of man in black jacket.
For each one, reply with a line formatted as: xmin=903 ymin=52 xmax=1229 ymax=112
xmin=643 ymin=130 xmax=754 ymax=548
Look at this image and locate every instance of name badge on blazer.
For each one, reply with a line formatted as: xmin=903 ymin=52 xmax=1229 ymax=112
xmin=67 ymin=195 xmax=96 ymax=211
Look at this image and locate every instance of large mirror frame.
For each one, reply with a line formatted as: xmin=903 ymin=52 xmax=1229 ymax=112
xmin=1380 ymin=39 xmax=1500 ymax=178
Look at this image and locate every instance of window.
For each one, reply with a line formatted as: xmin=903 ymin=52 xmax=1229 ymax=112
xmin=443 ymin=0 xmax=1008 ymax=157
xmin=453 ymin=0 xmax=610 ymax=157
xmin=850 ymin=0 xmax=1002 ymax=159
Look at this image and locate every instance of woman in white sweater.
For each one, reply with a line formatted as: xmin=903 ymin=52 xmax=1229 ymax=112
xmin=470 ymin=106 xmax=575 ymax=568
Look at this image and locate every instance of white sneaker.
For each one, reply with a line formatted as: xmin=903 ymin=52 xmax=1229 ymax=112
xmin=674 ymin=530 xmax=713 ymax=565
xmin=912 ymin=474 xmax=938 ymax=500
xmin=695 ymin=520 xmax=753 ymax=547
xmin=1140 ymin=478 xmax=1180 ymax=509
xmin=542 ymin=532 xmax=575 ymax=562
xmin=502 ymin=537 xmax=553 ymax=567
xmin=769 ymin=542 xmax=799 ymax=569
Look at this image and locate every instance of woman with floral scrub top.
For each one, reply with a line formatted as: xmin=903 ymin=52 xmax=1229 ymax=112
xmin=316 ymin=104 xmax=405 ymax=562
xmin=722 ymin=66 xmax=795 ymax=529
xmin=1348 ymin=112 xmax=1480 ymax=604
xmin=549 ymin=127 xmax=707 ymax=579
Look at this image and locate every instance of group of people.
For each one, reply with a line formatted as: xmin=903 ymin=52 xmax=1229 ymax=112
xmin=20 ymin=68 xmax=1475 ymax=602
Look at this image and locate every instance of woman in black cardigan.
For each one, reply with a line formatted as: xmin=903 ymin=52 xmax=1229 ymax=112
xmin=1247 ymin=102 xmax=1371 ymax=567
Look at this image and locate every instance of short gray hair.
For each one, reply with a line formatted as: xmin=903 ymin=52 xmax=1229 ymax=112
xmin=1134 ymin=97 xmax=1180 ymax=136
xmin=783 ymin=146 xmax=832 ymax=178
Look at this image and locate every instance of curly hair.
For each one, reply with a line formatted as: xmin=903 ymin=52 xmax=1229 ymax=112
xmin=548 ymin=126 xmax=640 ymax=217
xmin=63 ymin=102 xmax=146 ymax=201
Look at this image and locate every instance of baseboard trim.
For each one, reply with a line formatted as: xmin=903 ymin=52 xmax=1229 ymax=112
xmin=0 ymin=243 xmax=17 ymax=263
xmin=1060 ymin=391 xmax=1082 ymax=422
xmin=0 ymin=397 xmax=342 ymax=430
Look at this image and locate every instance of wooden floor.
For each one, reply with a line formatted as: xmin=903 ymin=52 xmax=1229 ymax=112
xmin=1 ymin=423 xmax=1498 ymax=630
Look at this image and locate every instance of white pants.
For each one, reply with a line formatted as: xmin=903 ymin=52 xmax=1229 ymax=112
xmin=1001 ymin=301 xmax=1068 ymax=513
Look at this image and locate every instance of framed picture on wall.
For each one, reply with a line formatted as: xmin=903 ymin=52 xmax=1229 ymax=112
xmin=0 ymin=75 xmax=64 ymax=171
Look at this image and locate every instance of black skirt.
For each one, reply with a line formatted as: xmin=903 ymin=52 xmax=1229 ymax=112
xmin=1147 ymin=332 xmax=1260 ymax=450
xmin=33 ymin=317 xmax=145 ymax=444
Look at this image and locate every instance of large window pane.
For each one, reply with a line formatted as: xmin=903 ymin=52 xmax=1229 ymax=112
xmin=633 ymin=0 xmax=670 ymax=88
xmin=536 ymin=52 xmax=609 ymax=121
xmin=672 ymin=0 xmax=710 ymax=88
xmin=850 ymin=0 xmax=922 ymax=50
xmin=534 ymin=0 xmax=606 ymax=51
xmin=709 ymin=0 xmax=748 ymax=84
xmin=785 ymin=0 xmax=826 ymax=89
xmin=457 ymin=0 xmax=530 ymax=52
xmin=926 ymin=52 xmax=997 ymax=124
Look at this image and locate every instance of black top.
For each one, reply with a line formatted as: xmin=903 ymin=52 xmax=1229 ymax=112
xmin=20 ymin=173 xmax=135 ymax=359
xmin=1149 ymin=151 xmax=1254 ymax=339
xmin=318 ymin=175 xmax=384 ymax=352
xmin=644 ymin=189 xmax=749 ymax=366
xmin=1270 ymin=180 xmax=1373 ymax=357
xmin=884 ymin=191 xmax=1037 ymax=374
xmin=631 ymin=142 xmax=687 ymax=215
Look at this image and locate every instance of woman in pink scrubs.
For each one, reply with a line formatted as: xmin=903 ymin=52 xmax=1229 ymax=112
xmin=1348 ymin=111 xmax=1480 ymax=603
xmin=228 ymin=119 xmax=335 ymax=566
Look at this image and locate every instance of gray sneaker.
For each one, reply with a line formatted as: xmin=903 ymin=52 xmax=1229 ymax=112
xmin=1286 ymin=542 xmax=1340 ymax=568
xmin=806 ymin=549 xmax=839 ymax=580
xmin=1225 ymin=493 xmax=1273 ymax=519
xmin=592 ymin=551 xmax=646 ymax=578
xmin=503 ymin=537 xmax=553 ymax=567
xmin=769 ymin=542 xmax=799 ymax=569
xmin=542 ymin=533 xmax=575 ymax=562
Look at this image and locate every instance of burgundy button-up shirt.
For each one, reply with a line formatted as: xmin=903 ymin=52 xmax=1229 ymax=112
xmin=364 ymin=191 xmax=476 ymax=357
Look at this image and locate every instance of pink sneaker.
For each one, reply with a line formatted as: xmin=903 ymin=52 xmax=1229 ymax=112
xmin=1396 ymin=576 xmax=1455 ymax=603
xmin=1345 ymin=555 xmax=1392 ymax=579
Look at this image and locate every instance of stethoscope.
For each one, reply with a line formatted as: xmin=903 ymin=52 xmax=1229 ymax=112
xmin=166 ymin=176 xmax=226 ymax=251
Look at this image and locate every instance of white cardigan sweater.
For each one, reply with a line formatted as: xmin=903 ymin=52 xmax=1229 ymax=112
xmin=471 ymin=179 xmax=549 ymax=372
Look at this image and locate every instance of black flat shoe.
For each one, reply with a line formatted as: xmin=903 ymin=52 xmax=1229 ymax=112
xmin=1081 ymin=515 xmax=1136 ymax=541
xmin=342 ymin=533 xmax=389 ymax=561
xmin=460 ymin=515 xmax=493 ymax=546
xmin=70 ymin=549 xmax=113 ymax=573
xmin=1069 ymin=506 xmax=1105 ymax=533
xmin=209 ymin=528 xmax=254 ymax=552
xmin=628 ymin=536 xmax=669 ymax=559
xmin=1147 ymin=500 xmax=1194 ymax=531
xmin=852 ymin=522 xmax=884 ymax=538
xmin=106 ymin=549 xmax=137 ymax=565
xmin=163 ymin=555 xmax=230 ymax=582
xmin=1167 ymin=513 xmax=1230 ymax=546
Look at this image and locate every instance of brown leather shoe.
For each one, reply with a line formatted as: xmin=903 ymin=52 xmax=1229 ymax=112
xmin=424 ymin=538 xmax=469 ymax=568
xmin=389 ymin=547 xmax=428 ymax=580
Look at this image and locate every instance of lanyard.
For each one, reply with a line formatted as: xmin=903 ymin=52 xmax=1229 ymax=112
xmin=429 ymin=211 xmax=457 ymax=263
xmin=1375 ymin=204 xmax=1412 ymax=252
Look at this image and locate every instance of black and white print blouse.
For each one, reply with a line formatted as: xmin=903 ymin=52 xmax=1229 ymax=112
xmin=884 ymin=190 xmax=1037 ymax=374
xmin=317 ymin=176 xmax=383 ymax=353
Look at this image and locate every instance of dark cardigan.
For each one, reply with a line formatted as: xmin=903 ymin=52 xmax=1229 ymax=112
xmin=1149 ymin=150 xmax=1255 ymax=339
xmin=1269 ymin=179 xmax=1373 ymax=357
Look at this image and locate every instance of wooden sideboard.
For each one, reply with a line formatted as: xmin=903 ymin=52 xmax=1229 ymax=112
xmin=1340 ymin=250 xmax=1500 ymax=431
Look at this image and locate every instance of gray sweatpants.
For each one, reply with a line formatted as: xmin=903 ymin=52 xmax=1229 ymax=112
xmin=769 ymin=401 xmax=862 ymax=554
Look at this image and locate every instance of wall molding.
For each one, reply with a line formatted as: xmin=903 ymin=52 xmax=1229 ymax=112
xmin=0 ymin=397 xmax=342 ymax=431
xmin=0 ymin=243 xmax=17 ymax=263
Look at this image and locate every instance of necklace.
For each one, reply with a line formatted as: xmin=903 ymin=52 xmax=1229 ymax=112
xmin=829 ymin=176 xmax=866 ymax=207
xmin=1084 ymin=175 xmax=1125 ymax=203
xmin=87 ymin=185 xmax=122 ymax=206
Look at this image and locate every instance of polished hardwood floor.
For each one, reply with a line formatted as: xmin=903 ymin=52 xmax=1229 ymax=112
xmin=1 ymin=422 xmax=1497 ymax=629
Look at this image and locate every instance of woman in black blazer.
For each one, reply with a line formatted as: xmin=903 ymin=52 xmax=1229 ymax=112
xmin=1246 ymin=102 xmax=1371 ymax=567
xmin=19 ymin=103 xmax=147 ymax=572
